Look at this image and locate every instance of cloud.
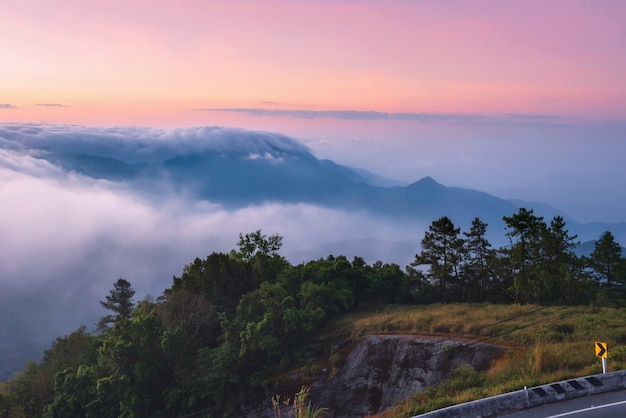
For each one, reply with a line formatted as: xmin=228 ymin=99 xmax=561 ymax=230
xmin=2 ymin=121 xmax=626 ymax=374
xmin=247 ymin=152 xmax=284 ymax=163
xmin=0 ymin=123 xmax=426 ymax=370
xmin=0 ymin=152 xmax=416 ymax=294
xmin=0 ymin=123 xmax=313 ymax=165
xmin=0 ymin=148 xmax=65 ymax=178
xmin=199 ymin=107 xmax=564 ymax=125
xmin=34 ymin=103 xmax=67 ymax=107
xmin=0 ymin=158 xmax=419 ymax=331
xmin=0 ymin=104 xmax=17 ymax=109
xmin=260 ymin=101 xmax=322 ymax=108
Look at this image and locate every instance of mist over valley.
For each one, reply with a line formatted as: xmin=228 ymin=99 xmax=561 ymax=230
xmin=1 ymin=123 xmax=625 ymax=380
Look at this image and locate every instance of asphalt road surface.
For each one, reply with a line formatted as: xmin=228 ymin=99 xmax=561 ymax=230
xmin=499 ymin=390 xmax=626 ymax=417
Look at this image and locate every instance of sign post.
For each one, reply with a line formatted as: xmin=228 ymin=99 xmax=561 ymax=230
xmin=595 ymin=342 xmax=608 ymax=374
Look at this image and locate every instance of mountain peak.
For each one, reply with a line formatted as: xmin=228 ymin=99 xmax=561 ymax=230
xmin=409 ymin=176 xmax=442 ymax=188
xmin=418 ymin=175 xmax=438 ymax=184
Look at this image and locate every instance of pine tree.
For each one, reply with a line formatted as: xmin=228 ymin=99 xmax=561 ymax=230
xmin=97 ymin=278 xmax=135 ymax=330
xmin=589 ymin=231 xmax=622 ymax=287
xmin=462 ymin=217 xmax=494 ymax=302
xmin=539 ymin=216 xmax=579 ymax=304
xmin=502 ymin=208 xmax=546 ymax=303
xmin=412 ymin=216 xmax=464 ymax=301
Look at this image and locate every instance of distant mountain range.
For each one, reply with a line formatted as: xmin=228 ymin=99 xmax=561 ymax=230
xmin=1 ymin=125 xmax=625 ymax=381
xmin=40 ymin=131 xmax=626 ymax=248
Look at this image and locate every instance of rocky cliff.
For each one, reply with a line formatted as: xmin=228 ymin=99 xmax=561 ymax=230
xmin=301 ymin=334 xmax=508 ymax=418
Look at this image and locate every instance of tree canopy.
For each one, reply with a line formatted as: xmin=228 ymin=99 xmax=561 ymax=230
xmin=97 ymin=278 xmax=135 ymax=330
xmin=1 ymin=219 xmax=625 ymax=418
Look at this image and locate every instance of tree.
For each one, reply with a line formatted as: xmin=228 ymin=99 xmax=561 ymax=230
xmin=503 ymin=208 xmax=545 ymax=270
xmin=362 ymin=261 xmax=408 ymax=303
xmin=42 ymin=326 xmax=97 ymax=373
xmin=158 ymin=290 xmax=219 ymax=354
xmin=95 ymin=300 xmax=170 ymax=418
xmin=168 ymin=252 xmax=252 ymax=317
xmin=0 ymin=326 xmax=99 ymax=418
xmin=235 ymin=230 xmax=283 ymax=260
xmin=412 ymin=216 xmax=464 ymax=301
xmin=543 ymin=216 xmax=578 ymax=263
xmin=46 ymin=365 xmax=104 ymax=418
xmin=462 ymin=217 xmax=495 ymax=302
xmin=2 ymin=362 xmax=52 ymax=418
xmin=97 ymin=278 xmax=135 ymax=330
xmin=0 ymin=383 xmax=27 ymax=418
xmin=589 ymin=231 xmax=622 ymax=287
xmin=538 ymin=216 xmax=580 ymax=304
xmin=502 ymin=208 xmax=546 ymax=303
xmin=232 ymin=230 xmax=289 ymax=286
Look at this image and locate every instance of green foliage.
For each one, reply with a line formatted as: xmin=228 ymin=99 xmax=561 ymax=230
xmin=157 ymin=289 xmax=219 ymax=355
xmin=589 ymin=231 xmax=623 ymax=286
xmin=97 ymin=278 xmax=135 ymax=331
xmin=404 ymin=364 xmax=486 ymax=416
xmin=96 ymin=300 xmax=171 ymax=417
xmin=4 ymin=362 xmax=52 ymax=418
xmin=273 ymin=386 xmax=328 ymax=418
xmin=502 ymin=208 xmax=547 ymax=304
xmin=46 ymin=366 xmax=101 ymax=418
xmin=4 ymin=221 xmax=626 ymax=418
xmin=362 ymin=261 xmax=409 ymax=303
xmin=0 ymin=326 xmax=100 ymax=418
xmin=447 ymin=364 xmax=487 ymax=392
xmin=408 ymin=210 xmax=622 ymax=306
xmin=42 ymin=326 xmax=98 ymax=373
xmin=167 ymin=252 xmax=251 ymax=316
xmin=609 ymin=345 xmax=626 ymax=360
xmin=461 ymin=217 xmax=496 ymax=302
xmin=234 ymin=230 xmax=290 ymax=287
xmin=412 ymin=216 xmax=464 ymax=300
xmin=0 ymin=381 xmax=27 ymax=418
xmin=329 ymin=345 xmax=343 ymax=369
xmin=236 ymin=229 xmax=284 ymax=260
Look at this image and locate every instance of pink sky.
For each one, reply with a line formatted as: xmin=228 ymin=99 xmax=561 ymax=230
xmin=3 ymin=1 xmax=626 ymax=370
xmin=1 ymin=0 xmax=625 ymax=126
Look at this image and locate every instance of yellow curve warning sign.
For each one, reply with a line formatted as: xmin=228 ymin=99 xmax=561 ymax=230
xmin=595 ymin=342 xmax=608 ymax=358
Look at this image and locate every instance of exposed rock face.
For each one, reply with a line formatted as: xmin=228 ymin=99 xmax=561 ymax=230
xmin=307 ymin=335 xmax=508 ymax=418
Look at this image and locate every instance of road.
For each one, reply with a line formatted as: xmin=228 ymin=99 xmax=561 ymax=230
xmin=499 ymin=390 xmax=626 ymax=417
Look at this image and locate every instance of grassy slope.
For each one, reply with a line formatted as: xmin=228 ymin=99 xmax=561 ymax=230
xmin=311 ymin=303 xmax=626 ymax=418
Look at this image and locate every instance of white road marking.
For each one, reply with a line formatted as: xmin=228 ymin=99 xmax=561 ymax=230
xmin=545 ymin=399 xmax=626 ymax=417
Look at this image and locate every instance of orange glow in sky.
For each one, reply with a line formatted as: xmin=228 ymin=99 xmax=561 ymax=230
xmin=1 ymin=0 xmax=626 ymax=126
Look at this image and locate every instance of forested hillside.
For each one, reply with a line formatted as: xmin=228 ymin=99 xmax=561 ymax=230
xmin=1 ymin=208 xmax=625 ymax=418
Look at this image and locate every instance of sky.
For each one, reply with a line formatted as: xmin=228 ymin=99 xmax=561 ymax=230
xmin=1 ymin=0 xmax=625 ymax=211
xmin=1 ymin=0 xmax=625 ymax=121
xmin=1 ymin=0 xmax=626 ymax=368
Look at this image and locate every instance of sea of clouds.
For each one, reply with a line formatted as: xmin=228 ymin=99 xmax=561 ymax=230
xmin=2 ymin=121 xmax=625 ymax=376
xmin=0 ymin=124 xmax=422 ymax=370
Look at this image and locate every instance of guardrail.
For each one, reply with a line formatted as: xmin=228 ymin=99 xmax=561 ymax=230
xmin=412 ymin=370 xmax=626 ymax=418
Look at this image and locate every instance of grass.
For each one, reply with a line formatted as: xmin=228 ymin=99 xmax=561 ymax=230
xmin=273 ymin=386 xmax=328 ymax=418
xmin=312 ymin=303 xmax=626 ymax=418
